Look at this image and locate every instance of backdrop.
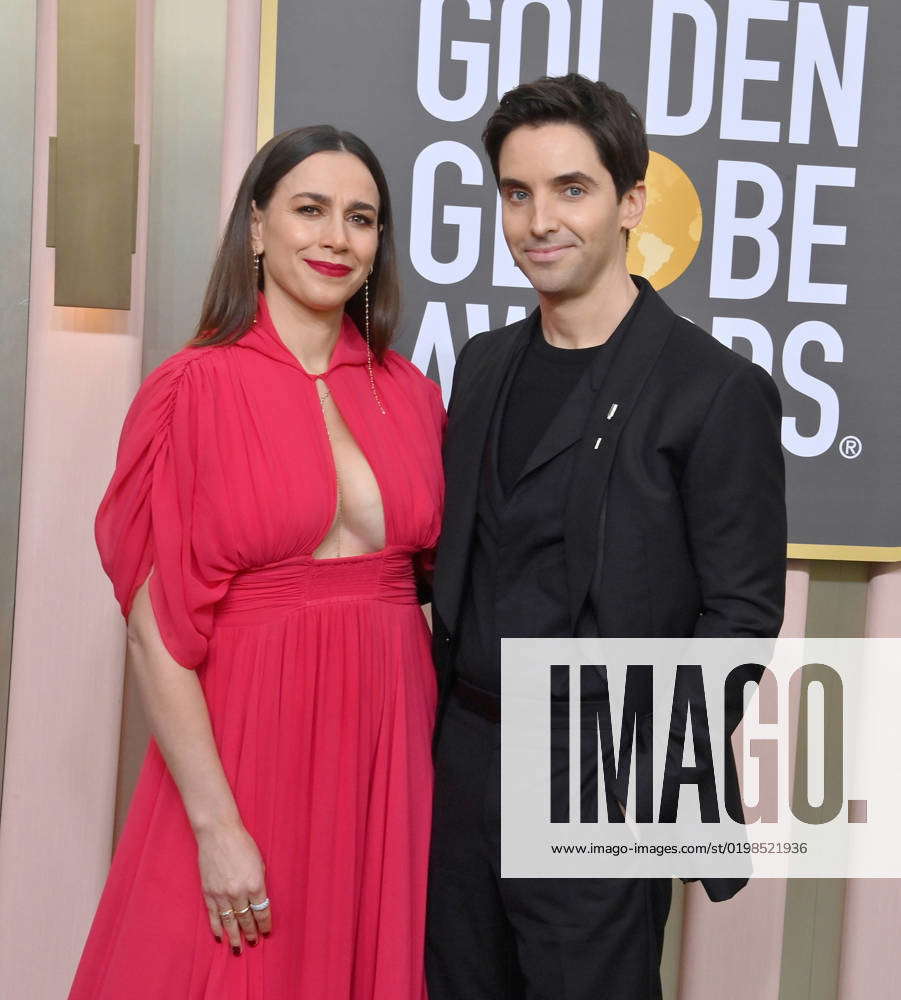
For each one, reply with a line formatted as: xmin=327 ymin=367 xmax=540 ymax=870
xmin=270 ymin=0 xmax=899 ymax=557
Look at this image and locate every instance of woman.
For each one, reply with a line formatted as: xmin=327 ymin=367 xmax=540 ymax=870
xmin=69 ymin=126 xmax=444 ymax=998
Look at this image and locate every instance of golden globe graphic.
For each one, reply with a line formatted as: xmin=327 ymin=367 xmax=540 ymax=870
xmin=627 ymin=151 xmax=703 ymax=291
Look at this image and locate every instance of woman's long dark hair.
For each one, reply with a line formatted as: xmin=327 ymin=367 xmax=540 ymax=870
xmin=189 ymin=125 xmax=399 ymax=359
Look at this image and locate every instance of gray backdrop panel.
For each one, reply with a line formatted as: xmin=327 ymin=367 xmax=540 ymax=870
xmin=273 ymin=0 xmax=900 ymax=550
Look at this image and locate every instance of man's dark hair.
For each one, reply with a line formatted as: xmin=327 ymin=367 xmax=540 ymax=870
xmin=482 ymin=73 xmax=648 ymax=200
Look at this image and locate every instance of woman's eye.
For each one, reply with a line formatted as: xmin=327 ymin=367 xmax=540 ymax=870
xmin=350 ymin=214 xmax=374 ymax=226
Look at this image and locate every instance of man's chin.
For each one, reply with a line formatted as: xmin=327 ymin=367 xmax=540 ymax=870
xmin=526 ymin=274 xmax=577 ymax=298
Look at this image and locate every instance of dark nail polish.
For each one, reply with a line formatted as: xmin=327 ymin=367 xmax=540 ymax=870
xmin=232 ymin=946 xmax=241 ymax=957
xmin=215 ymin=935 xmax=222 ymax=943
xmin=262 ymin=932 xmax=270 ymax=938
xmin=248 ymin=938 xmax=258 ymax=947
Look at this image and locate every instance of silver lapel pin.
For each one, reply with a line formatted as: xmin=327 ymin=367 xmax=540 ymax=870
xmin=607 ymin=403 xmax=618 ymax=420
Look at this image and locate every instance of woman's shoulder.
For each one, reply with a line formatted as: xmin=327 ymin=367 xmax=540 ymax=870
xmin=382 ymin=349 xmax=443 ymax=401
xmin=139 ymin=341 xmax=238 ymax=399
xmin=381 ymin=349 xmax=446 ymax=430
xmin=151 ymin=340 xmax=235 ymax=378
xmin=125 ymin=342 xmax=234 ymax=438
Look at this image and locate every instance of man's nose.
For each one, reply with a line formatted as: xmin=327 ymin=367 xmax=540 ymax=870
xmin=529 ymin=195 xmax=559 ymax=239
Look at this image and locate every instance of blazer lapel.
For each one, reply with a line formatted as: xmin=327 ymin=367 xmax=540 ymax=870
xmin=513 ymin=370 xmax=595 ymax=485
xmin=564 ymin=282 xmax=677 ymax=630
xmin=433 ymin=313 xmax=534 ymax=633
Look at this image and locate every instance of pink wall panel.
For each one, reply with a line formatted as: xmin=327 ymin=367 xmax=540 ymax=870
xmin=219 ymin=0 xmax=261 ymax=226
xmin=677 ymin=563 xmax=810 ymax=1000
xmin=0 ymin=1 xmax=153 ymax=995
xmin=863 ymin=563 xmax=901 ymax=638
xmin=836 ymin=562 xmax=901 ymax=999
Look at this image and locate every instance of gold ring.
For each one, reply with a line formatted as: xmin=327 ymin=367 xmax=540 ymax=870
xmin=219 ymin=909 xmax=235 ymax=920
xmin=234 ymin=903 xmax=252 ymax=916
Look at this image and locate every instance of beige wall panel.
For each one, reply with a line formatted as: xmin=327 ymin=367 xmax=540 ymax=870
xmin=140 ymin=0 xmax=228 ymax=376
xmin=114 ymin=0 xmax=244 ymax=838
xmin=777 ymin=562 xmax=869 ymax=1000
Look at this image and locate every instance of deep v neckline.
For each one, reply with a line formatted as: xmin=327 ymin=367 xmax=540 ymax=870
xmin=310 ymin=374 xmax=387 ymax=561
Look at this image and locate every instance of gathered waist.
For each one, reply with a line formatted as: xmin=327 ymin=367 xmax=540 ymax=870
xmin=215 ymin=548 xmax=419 ymax=625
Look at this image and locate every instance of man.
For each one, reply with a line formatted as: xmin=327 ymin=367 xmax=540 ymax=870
xmin=427 ymin=74 xmax=786 ymax=1000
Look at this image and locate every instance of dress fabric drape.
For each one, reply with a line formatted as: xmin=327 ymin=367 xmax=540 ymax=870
xmin=69 ymin=295 xmax=445 ymax=999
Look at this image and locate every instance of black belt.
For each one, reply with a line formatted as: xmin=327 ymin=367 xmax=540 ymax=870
xmin=452 ymin=675 xmax=619 ymax=726
xmin=451 ymin=676 xmax=502 ymax=724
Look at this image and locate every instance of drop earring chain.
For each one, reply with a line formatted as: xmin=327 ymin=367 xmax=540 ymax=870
xmin=364 ymin=278 xmax=387 ymax=415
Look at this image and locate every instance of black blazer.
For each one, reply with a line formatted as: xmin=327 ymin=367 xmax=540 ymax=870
xmin=431 ymin=278 xmax=787 ymax=901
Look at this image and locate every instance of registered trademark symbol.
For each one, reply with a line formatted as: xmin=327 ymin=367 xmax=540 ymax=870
xmin=839 ymin=435 xmax=862 ymax=459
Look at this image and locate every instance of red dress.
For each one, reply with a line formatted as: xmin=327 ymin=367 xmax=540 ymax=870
xmin=69 ymin=296 xmax=445 ymax=999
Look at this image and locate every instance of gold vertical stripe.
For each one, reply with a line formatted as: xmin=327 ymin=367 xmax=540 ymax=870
xmin=257 ymin=0 xmax=278 ymax=148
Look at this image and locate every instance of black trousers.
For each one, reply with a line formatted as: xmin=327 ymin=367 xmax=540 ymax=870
xmin=427 ymin=692 xmax=672 ymax=1000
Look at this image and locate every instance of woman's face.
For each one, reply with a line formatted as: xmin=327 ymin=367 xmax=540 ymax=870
xmin=251 ymin=150 xmax=380 ymax=315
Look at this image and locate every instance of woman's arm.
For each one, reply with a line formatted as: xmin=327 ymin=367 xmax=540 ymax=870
xmin=126 ymin=577 xmax=272 ymax=952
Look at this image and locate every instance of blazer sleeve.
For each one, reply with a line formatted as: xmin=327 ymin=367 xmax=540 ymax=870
xmin=680 ymin=361 xmax=787 ymax=639
xmin=94 ymin=354 xmax=233 ymax=668
xmin=446 ymin=332 xmax=477 ymax=419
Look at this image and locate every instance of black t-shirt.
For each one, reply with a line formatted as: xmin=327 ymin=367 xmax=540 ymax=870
xmin=497 ymin=327 xmax=605 ymax=496
xmin=455 ymin=282 xmax=647 ymax=692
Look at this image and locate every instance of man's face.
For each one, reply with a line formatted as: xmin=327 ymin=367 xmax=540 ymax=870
xmin=497 ymin=122 xmax=645 ymax=300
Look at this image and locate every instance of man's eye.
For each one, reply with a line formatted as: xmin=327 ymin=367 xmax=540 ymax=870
xmin=298 ymin=205 xmax=320 ymax=215
xmin=566 ymin=186 xmax=584 ymax=197
xmin=508 ymin=190 xmax=528 ymax=202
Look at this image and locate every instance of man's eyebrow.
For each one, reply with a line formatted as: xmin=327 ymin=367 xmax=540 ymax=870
xmin=552 ymin=171 xmax=597 ymax=188
xmin=290 ymin=192 xmax=377 ymax=213
xmin=498 ymin=171 xmax=598 ymax=190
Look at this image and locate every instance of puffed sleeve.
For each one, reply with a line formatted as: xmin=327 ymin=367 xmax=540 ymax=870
xmin=95 ymin=353 xmax=232 ymax=668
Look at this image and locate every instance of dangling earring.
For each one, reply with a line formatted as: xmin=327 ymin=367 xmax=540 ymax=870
xmin=253 ymin=250 xmax=261 ymax=277
xmin=364 ymin=274 xmax=386 ymax=415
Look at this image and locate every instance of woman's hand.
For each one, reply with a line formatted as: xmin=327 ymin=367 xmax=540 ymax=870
xmin=197 ymin=820 xmax=272 ymax=953
xmin=125 ymin=581 xmax=272 ymax=954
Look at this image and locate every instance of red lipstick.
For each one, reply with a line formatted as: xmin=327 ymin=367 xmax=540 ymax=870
xmin=304 ymin=259 xmax=353 ymax=277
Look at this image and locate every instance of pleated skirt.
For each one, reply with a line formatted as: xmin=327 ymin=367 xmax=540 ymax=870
xmin=69 ymin=550 xmax=435 ymax=999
